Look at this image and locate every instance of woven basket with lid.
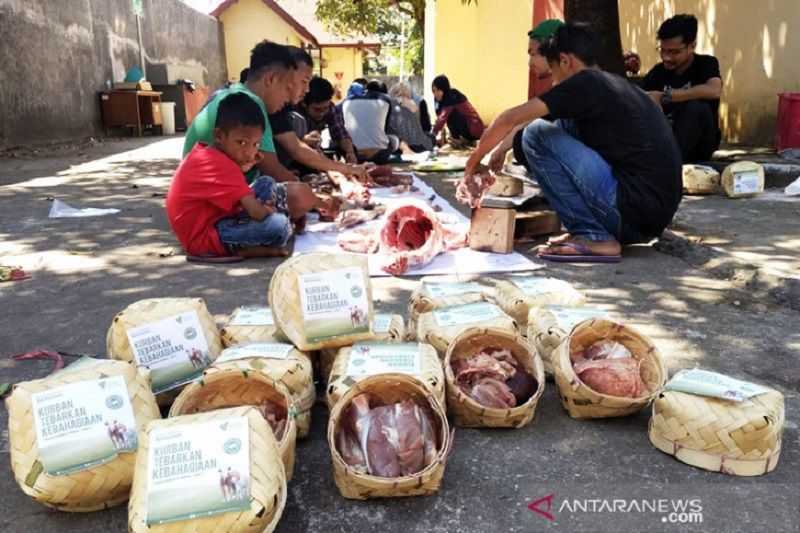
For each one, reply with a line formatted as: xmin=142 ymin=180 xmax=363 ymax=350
xmin=649 ymin=386 xmax=784 ymax=476
xmin=326 ymin=342 xmax=444 ymax=409
xmin=407 ymin=280 xmax=487 ymax=340
xmin=552 ymin=319 xmax=667 ymax=419
xmin=169 ymin=367 xmax=298 ymax=480
xmin=491 ymin=277 xmax=584 ymax=326
xmin=219 ymin=306 xmax=290 ymax=347
xmin=6 ymin=358 xmax=160 ymax=512
xmin=319 ymin=313 xmax=406 ymax=383
xmin=417 ymin=302 xmax=517 ymax=357
xmin=327 ymin=374 xmax=452 ymax=500
xmin=128 ymin=406 xmax=286 ymax=532
xmin=444 ymin=327 xmax=545 ymax=428
xmin=268 ymin=252 xmax=374 ymax=351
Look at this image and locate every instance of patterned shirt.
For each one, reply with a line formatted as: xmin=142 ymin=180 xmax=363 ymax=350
xmin=300 ymin=103 xmax=352 ymax=144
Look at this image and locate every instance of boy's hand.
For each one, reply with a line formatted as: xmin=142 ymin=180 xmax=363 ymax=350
xmin=303 ymin=131 xmax=321 ymax=148
xmin=260 ymin=199 xmax=277 ymax=216
xmin=316 ymin=194 xmax=342 ymax=221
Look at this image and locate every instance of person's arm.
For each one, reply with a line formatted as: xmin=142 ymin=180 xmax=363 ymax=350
xmin=275 ymin=132 xmax=368 ymax=181
xmin=488 ymin=123 xmax=527 ymax=172
xmin=465 ymin=98 xmax=549 ymax=177
xmin=256 ymin=151 xmax=298 ymax=183
xmin=327 ymin=106 xmax=358 ymax=163
xmin=239 ymin=193 xmax=276 ymax=221
xmin=671 ymin=78 xmax=722 ymax=102
xmin=432 ymin=106 xmax=453 ymax=136
xmin=339 ymin=138 xmax=358 ymax=164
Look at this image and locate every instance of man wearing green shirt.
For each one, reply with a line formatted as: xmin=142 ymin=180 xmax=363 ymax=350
xmin=182 ymin=40 xmax=298 ymax=183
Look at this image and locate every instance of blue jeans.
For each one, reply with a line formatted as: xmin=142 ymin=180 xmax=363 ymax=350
xmin=522 ymin=119 xmax=621 ymax=242
xmin=215 ymin=176 xmax=292 ymax=251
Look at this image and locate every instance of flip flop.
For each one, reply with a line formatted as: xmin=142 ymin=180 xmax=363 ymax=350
xmin=537 ymin=242 xmax=622 ymax=264
xmin=186 ymin=255 xmax=245 ymax=264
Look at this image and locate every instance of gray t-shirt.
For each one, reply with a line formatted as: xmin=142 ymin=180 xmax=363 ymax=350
xmin=342 ymin=92 xmax=392 ymax=150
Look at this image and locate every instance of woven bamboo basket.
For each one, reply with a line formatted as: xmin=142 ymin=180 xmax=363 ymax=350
xmin=491 ymin=277 xmax=585 ymax=326
xmin=319 ymin=313 xmax=406 ymax=382
xmin=527 ymin=305 xmax=609 ymax=377
xmin=444 ymin=327 xmax=545 ymax=428
xmin=169 ymin=368 xmax=298 ymax=480
xmin=649 ymin=388 xmax=784 ymax=476
xmin=552 ymin=319 xmax=667 ymax=419
xmin=128 ymin=406 xmax=286 ymax=533
xmin=417 ymin=302 xmax=517 ymax=357
xmin=219 ymin=306 xmax=289 ymax=348
xmin=721 ymin=161 xmax=764 ymax=198
xmin=326 ymin=342 xmax=445 ymax=409
xmin=106 ymin=298 xmax=223 ymax=403
xmin=206 ymin=342 xmax=315 ymax=438
xmin=268 ymin=252 xmax=374 ymax=351
xmin=407 ymin=280 xmax=487 ymax=340
xmin=6 ymin=359 xmax=160 ymax=512
xmin=682 ymin=164 xmax=721 ymax=195
xmin=327 ymin=373 xmax=452 ymax=499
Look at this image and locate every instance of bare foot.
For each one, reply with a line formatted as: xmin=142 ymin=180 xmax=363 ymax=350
xmin=547 ymin=233 xmax=572 ymax=245
xmin=537 ymin=237 xmax=621 ymax=257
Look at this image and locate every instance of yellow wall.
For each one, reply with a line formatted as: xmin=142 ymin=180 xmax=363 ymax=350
xmin=321 ymin=46 xmax=366 ymax=101
xmin=435 ymin=0 xmax=533 ymax=124
xmin=219 ymin=0 xmax=308 ymax=82
xmin=619 ymin=0 xmax=800 ymax=145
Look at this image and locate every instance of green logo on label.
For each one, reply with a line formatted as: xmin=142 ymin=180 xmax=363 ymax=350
xmin=351 ymin=286 xmax=363 ymax=298
xmin=224 ymin=438 xmax=242 ymax=455
xmin=352 ymin=357 xmax=366 ymax=367
xmin=184 ymin=327 xmax=197 ymax=340
xmin=106 ymin=394 xmax=124 ymax=409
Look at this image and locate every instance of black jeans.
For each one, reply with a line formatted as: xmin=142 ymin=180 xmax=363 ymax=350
xmin=669 ymin=100 xmax=721 ymax=163
xmin=447 ymin=111 xmax=479 ymax=141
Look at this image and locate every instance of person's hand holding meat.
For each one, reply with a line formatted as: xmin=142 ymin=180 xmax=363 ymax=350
xmin=458 ymin=158 xmax=495 ymax=208
xmin=303 ymin=130 xmax=321 ymax=148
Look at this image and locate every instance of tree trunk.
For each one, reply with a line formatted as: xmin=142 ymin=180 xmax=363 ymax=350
xmin=564 ymin=0 xmax=625 ymax=76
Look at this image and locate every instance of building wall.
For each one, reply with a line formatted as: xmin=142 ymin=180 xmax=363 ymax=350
xmin=434 ymin=0 xmax=533 ymax=125
xmin=0 ymin=0 xmax=226 ymax=147
xmin=321 ymin=47 xmax=366 ymax=101
xmin=218 ymin=0 xmax=308 ymax=83
xmin=619 ymin=0 xmax=800 ymax=145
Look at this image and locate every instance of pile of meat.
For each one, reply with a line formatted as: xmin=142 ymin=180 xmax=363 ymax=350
xmin=570 ymin=340 xmax=649 ymax=398
xmin=451 ymin=348 xmax=538 ymax=408
xmin=338 ymin=199 xmax=468 ymax=275
xmin=455 ymin=171 xmax=496 ymax=208
xmin=258 ymin=399 xmax=287 ymax=440
xmin=367 ymin=165 xmax=414 ymax=188
xmin=336 ymin=394 xmax=439 ymax=477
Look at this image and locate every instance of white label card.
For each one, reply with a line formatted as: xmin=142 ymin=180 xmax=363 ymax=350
xmin=126 ymin=311 xmax=211 ymax=394
xmin=514 ymin=277 xmax=573 ymax=296
xmin=298 ymin=267 xmax=370 ymax=343
xmin=372 ymin=314 xmax=394 ymax=334
xmin=346 ymin=343 xmax=422 ymax=376
xmin=433 ymin=302 xmax=504 ymax=327
xmin=216 ymin=342 xmax=293 ymax=363
xmin=733 ymin=171 xmax=761 ymax=194
xmin=664 ymin=369 xmax=773 ymax=402
xmin=146 ymin=416 xmax=251 ymax=525
xmin=228 ymin=306 xmax=274 ymax=326
xmin=546 ymin=305 xmax=608 ymax=331
xmin=32 ymin=375 xmax=138 ymax=475
xmin=423 ymin=281 xmax=483 ymax=298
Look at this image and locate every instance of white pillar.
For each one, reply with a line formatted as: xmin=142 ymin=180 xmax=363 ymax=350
xmin=423 ymin=0 xmax=436 ymax=112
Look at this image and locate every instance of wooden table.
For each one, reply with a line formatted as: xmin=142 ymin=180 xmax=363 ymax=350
xmin=99 ymin=90 xmax=163 ymax=136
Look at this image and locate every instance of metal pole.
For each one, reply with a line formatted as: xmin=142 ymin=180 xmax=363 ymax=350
xmin=399 ymin=15 xmax=405 ymax=81
xmin=136 ymin=14 xmax=146 ymax=78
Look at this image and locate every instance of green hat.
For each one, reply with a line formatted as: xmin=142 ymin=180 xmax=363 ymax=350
xmin=528 ymin=19 xmax=564 ymax=41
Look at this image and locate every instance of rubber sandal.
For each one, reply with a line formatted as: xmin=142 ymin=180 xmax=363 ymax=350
xmin=186 ymin=255 xmax=245 ymax=264
xmin=537 ymin=242 xmax=622 ymax=264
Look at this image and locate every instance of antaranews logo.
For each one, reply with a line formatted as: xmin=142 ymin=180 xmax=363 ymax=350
xmin=528 ymin=494 xmax=703 ymax=525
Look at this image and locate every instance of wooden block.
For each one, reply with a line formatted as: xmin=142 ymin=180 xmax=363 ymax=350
xmin=488 ymin=174 xmax=524 ymax=196
xmin=514 ymin=210 xmax=561 ymax=242
xmin=469 ymin=207 xmax=516 ymax=254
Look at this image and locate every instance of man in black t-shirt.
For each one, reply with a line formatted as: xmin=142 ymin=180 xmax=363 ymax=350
xmin=643 ymin=14 xmax=723 ymax=163
xmin=460 ymin=24 xmax=681 ymax=262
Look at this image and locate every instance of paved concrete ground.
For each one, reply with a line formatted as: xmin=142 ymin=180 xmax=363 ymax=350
xmin=0 ymin=137 xmax=798 ymax=533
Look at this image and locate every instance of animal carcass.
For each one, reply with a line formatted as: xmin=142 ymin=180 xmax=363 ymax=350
xmin=337 ymin=199 xmax=468 ymax=275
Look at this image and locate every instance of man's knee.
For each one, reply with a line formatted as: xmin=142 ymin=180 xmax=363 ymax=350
xmin=522 ymin=119 xmax=556 ymax=151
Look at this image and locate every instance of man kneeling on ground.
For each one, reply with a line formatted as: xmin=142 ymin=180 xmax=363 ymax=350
xmin=167 ymin=93 xmax=322 ymax=261
xmin=459 ymin=24 xmax=682 ymax=262
xmin=643 ymin=14 xmax=722 ymax=163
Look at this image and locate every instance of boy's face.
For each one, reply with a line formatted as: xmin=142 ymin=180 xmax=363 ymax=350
xmin=261 ymin=68 xmax=295 ymax=113
xmin=214 ymin=125 xmax=263 ymax=172
xmin=528 ymin=38 xmax=550 ymax=75
xmin=290 ymin=63 xmax=313 ymax=105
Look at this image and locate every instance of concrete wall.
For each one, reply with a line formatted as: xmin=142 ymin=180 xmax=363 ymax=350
xmin=0 ymin=0 xmax=226 ymax=148
xmin=321 ymin=46 xmax=367 ymax=102
xmin=218 ymin=0 xmax=310 ymax=83
xmin=619 ymin=0 xmax=800 ymax=145
xmin=434 ymin=0 xmax=533 ymax=125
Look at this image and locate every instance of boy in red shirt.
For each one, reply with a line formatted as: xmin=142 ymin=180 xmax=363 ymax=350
xmin=167 ymin=92 xmax=323 ymax=260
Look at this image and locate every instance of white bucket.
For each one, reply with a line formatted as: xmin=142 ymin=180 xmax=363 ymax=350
xmin=160 ymin=102 xmax=176 ymax=135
